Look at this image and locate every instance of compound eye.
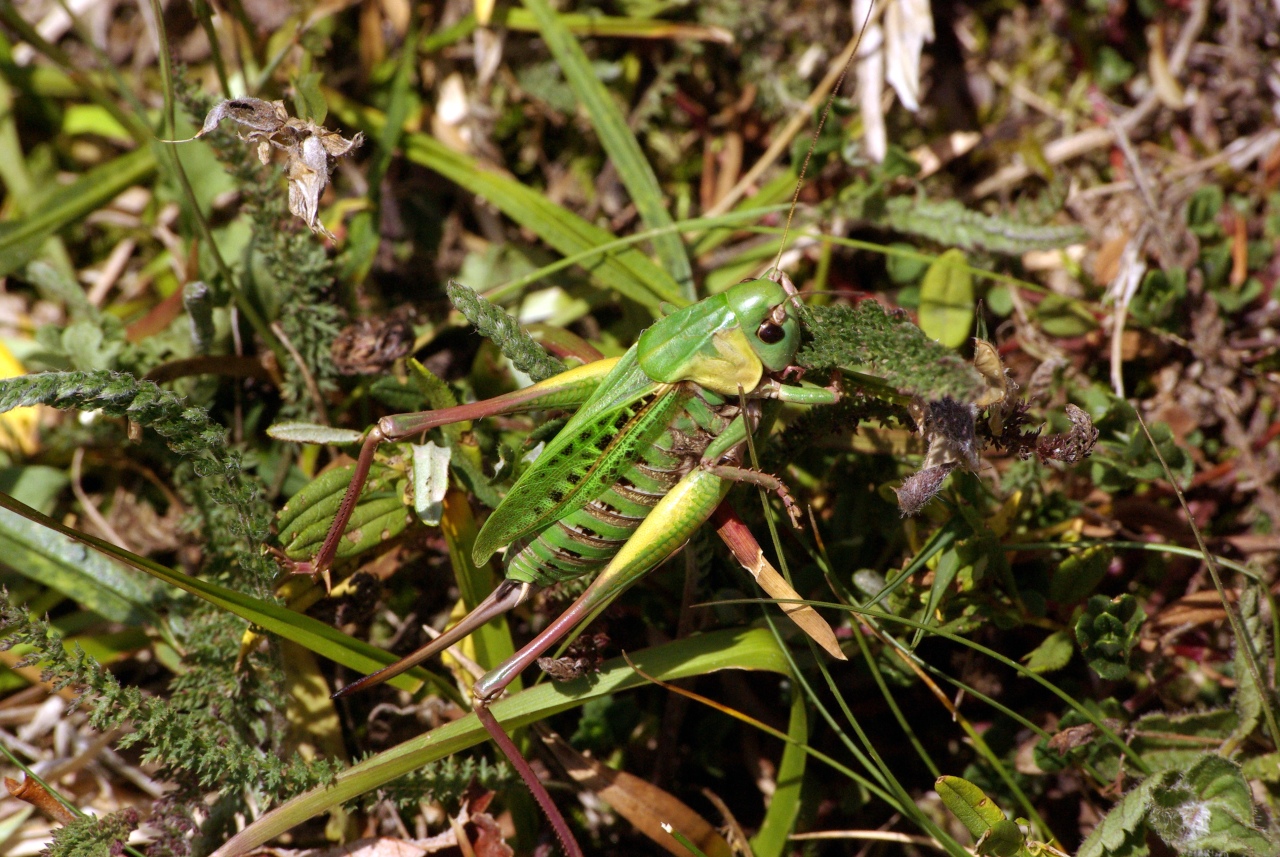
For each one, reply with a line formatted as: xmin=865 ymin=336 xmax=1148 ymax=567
xmin=757 ymin=320 xmax=786 ymax=344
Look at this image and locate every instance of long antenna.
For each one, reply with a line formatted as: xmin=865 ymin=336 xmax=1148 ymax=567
xmin=772 ymin=0 xmax=879 ymax=276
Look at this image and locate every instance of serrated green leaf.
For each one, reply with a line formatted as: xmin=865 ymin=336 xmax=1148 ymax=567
xmin=1077 ymin=776 xmax=1160 ymax=857
xmin=883 ymin=197 xmax=1086 ymax=255
xmin=1148 ymin=756 xmax=1277 ymax=856
xmin=1241 ymin=751 xmax=1280 ymax=782
xmin=444 ymin=281 xmax=565 ymax=383
xmin=0 ymin=490 xmax=440 ymax=695
xmin=1023 ymin=630 xmax=1073 ymax=674
xmin=797 ymin=300 xmax=987 ymax=403
xmin=1130 ymin=708 xmax=1237 ymax=773
xmin=1183 ymin=755 xmax=1253 ymax=823
xmin=1227 ymin=586 xmax=1269 ymax=752
xmin=1076 ymin=594 xmax=1145 ymax=681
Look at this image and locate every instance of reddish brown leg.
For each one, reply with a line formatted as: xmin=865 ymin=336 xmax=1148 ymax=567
xmin=291 ymin=379 xmax=601 ymax=583
xmin=475 ymin=704 xmax=584 ymax=857
xmin=703 ymin=463 xmax=803 ymax=528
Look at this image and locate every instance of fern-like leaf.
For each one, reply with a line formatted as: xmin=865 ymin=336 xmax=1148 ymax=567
xmin=798 ymin=301 xmax=986 ymax=404
xmin=884 ymin=196 xmax=1087 ymax=255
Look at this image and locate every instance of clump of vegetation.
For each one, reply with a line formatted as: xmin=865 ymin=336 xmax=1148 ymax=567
xmin=1 ymin=1 xmax=1278 ymax=856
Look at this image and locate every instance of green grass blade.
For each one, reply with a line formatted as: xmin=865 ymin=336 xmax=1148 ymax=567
xmin=838 ymin=600 xmax=1148 ymax=775
xmin=522 ymin=0 xmax=693 ymax=299
xmin=421 ymin=10 xmax=732 ymax=52
xmin=209 ymin=627 xmax=793 ymax=857
xmin=0 ymin=148 xmax=156 ymax=277
xmin=0 ymin=67 xmax=74 ymax=277
xmin=500 ymin=8 xmax=731 ymax=42
xmin=325 ymin=91 xmax=684 ymax=312
xmin=0 ymin=506 xmax=161 ymax=627
xmin=481 ymin=205 xmax=787 ymax=304
xmin=750 ymin=689 xmax=808 ymax=857
xmin=765 ymin=613 xmax=970 ymax=857
xmin=440 ymin=491 xmax=517 ymax=679
xmin=0 ymin=492 xmax=441 ymax=695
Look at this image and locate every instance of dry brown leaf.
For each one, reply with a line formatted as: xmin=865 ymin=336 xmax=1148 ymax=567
xmin=538 ymin=727 xmax=733 ymax=857
xmin=1045 ymin=718 xmax=1126 ymax=758
xmin=1092 ymin=232 xmax=1130 ymax=284
xmin=1147 ymin=23 xmax=1186 ymax=109
xmin=971 ymin=339 xmax=1010 ymax=410
xmin=1152 ymin=589 xmax=1238 ymax=632
xmin=711 ymin=508 xmax=846 ymax=660
xmin=331 ymin=311 xmax=416 ymax=375
xmin=910 ymin=131 xmax=981 ymax=179
xmin=470 ymin=812 xmax=513 ymax=857
xmin=1035 ymin=404 xmax=1099 ymax=465
xmin=1230 ymin=211 xmax=1249 ymax=287
xmin=196 ymin=98 xmax=363 ymax=239
xmin=5 ymin=776 xmax=76 ymax=823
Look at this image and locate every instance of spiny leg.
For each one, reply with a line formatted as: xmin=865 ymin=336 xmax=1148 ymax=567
xmin=474 ymin=704 xmax=584 ymax=857
xmin=463 ymin=469 xmax=734 ymax=856
xmin=331 ymin=580 xmax=536 ymax=699
xmin=703 ymin=463 xmax=804 ymax=528
xmin=462 ymin=589 xmax=626 ymax=857
xmin=291 ymin=360 xmax=617 ymax=583
xmin=329 ymin=575 xmax=581 ymax=855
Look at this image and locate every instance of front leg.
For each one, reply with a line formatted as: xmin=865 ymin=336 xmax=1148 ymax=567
xmin=752 ymin=376 xmax=840 ymax=405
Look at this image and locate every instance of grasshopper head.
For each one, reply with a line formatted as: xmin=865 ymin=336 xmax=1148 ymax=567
xmin=726 ymin=276 xmax=802 ymax=373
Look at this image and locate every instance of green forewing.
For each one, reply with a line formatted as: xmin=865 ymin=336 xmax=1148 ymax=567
xmin=472 ymin=349 xmax=678 ymax=563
